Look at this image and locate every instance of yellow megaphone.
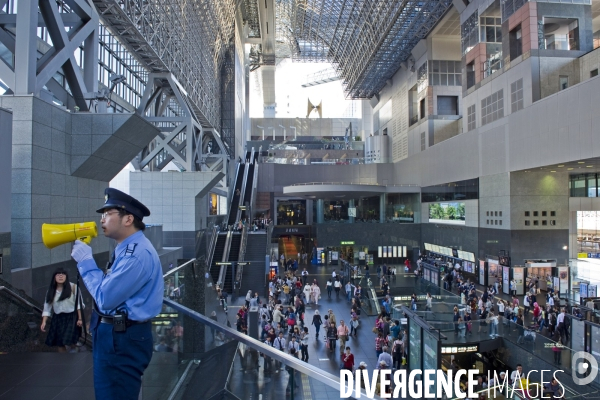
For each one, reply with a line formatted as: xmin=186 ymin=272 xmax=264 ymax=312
xmin=42 ymin=222 xmax=98 ymax=249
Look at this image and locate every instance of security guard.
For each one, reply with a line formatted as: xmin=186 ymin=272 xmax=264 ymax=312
xmin=71 ymin=188 xmax=163 ymax=400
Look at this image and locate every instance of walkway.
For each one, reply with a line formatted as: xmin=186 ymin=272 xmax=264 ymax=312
xmin=219 ymin=262 xmax=384 ymax=399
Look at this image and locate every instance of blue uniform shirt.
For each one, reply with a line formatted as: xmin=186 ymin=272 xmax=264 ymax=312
xmin=77 ymin=230 xmax=164 ymax=321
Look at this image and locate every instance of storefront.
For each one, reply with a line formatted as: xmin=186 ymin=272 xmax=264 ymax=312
xmin=524 ymin=259 xmax=556 ymax=293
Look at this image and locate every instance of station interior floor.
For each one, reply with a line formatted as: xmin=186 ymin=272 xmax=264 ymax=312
xmin=0 ymin=261 xmax=580 ymax=400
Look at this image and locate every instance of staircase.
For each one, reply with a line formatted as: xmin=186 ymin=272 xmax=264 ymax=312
xmin=210 ymin=234 xmax=227 ymax=284
xmin=240 ymin=233 xmax=268 ymax=296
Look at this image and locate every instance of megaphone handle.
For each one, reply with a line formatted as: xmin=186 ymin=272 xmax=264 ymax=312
xmin=80 ymin=236 xmax=92 ymax=244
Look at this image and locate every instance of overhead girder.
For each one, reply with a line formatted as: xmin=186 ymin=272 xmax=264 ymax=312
xmin=285 ymin=0 xmax=454 ymax=99
xmin=0 ymin=0 xmax=98 ymax=109
xmin=136 ymin=73 xmax=228 ymax=173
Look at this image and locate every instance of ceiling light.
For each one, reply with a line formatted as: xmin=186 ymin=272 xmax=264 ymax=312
xmin=578 ymin=162 xmax=585 ymax=164
xmin=587 ymin=165 xmax=593 ymax=168
xmin=550 ymin=170 xmax=556 ymax=172
xmin=567 ymin=168 xmax=574 ymax=170
xmin=557 ymin=165 xmax=564 ymax=167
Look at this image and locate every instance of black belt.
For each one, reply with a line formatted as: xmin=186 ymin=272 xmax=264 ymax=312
xmin=100 ymin=316 xmax=149 ymax=326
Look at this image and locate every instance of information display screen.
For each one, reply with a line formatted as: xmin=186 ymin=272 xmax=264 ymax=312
xmin=409 ymin=322 xmax=422 ymax=371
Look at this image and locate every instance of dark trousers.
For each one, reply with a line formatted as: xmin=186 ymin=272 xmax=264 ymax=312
xmin=93 ymin=321 xmax=153 ymax=400
xmin=301 ymin=344 xmax=309 ymax=362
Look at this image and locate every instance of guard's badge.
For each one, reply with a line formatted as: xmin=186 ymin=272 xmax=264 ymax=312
xmin=105 ymin=194 xmax=109 ymax=203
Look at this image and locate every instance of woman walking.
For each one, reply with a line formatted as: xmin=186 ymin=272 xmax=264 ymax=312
xmin=326 ymin=322 xmax=338 ymax=352
xmin=312 ymin=310 xmax=323 ymax=339
xmin=311 ymin=283 xmax=321 ymax=305
xmin=326 ymin=279 xmax=333 ymax=299
xmin=41 ymin=268 xmax=84 ymax=352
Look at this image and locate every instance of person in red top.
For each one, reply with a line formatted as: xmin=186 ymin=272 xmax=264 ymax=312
xmin=342 ymin=346 xmax=354 ymax=383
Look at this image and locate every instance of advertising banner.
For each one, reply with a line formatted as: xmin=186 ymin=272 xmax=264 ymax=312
xmin=558 ymin=266 xmax=569 ymax=295
xmin=589 ymin=285 xmax=598 ymax=298
xmin=479 ymin=260 xmax=486 ymax=285
xmin=580 ymin=283 xmax=589 ymax=299
xmin=503 ymin=266 xmax=510 ymax=294
xmin=513 ymin=267 xmax=524 ymax=295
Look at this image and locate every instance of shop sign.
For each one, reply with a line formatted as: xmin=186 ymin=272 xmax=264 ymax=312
xmin=441 ymin=345 xmax=478 ymax=353
xmin=341 ymin=241 xmax=355 ymax=245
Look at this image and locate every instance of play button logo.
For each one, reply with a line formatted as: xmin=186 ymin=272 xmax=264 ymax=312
xmin=572 ymin=352 xmax=599 ymax=385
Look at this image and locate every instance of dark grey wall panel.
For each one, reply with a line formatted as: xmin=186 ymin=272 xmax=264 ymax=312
xmin=421 ymin=224 xmax=479 ymax=255
xmin=510 ymin=229 xmax=569 ymax=264
xmin=314 ymin=223 xmax=421 ymax=248
xmin=478 ymin=228 xmax=512 ymax=260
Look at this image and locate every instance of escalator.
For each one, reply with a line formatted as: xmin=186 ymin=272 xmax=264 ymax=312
xmin=224 ymin=233 xmax=242 ymax=293
xmin=227 ymin=162 xmax=246 ymax=226
xmin=210 ymin=234 xmax=228 ymax=283
xmin=241 ymin=150 xmax=259 ymax=221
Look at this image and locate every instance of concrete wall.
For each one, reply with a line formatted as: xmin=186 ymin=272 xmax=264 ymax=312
xmin=0 ymin=108 xmax=11 ymax=234
xmin=4 ymin=95 xmax=159 ymax=297
xmin=129 ymin=171 xmax=225 ymax=259
xmin=129 ymin=171 xmax=224 ymax=232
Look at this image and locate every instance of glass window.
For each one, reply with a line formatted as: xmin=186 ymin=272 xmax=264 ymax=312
xmin=588 ymin=175 xmax=598 ymax=197
xmin=277 ymin=200 xmax=307 ymax=225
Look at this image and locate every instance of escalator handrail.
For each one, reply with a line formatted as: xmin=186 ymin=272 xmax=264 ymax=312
xmin=218 ymin=231 xmax=232 ymax=287
xmin=248 ymin=151 xmax=260 ymax=217
xmin=205 ymin=225 xmax=219 ymax=277
xmin=0 ymin=286 xmax=43 ymax=313
xmin=235 ymin=149 xmax=252 ymax=224
xmin=163 ymin=258 xmax=197 ymax=279
xmin=236 ymin=225 xmax=248 ymax=286
xmin=227 ymin=163 xmax=244 ymax=226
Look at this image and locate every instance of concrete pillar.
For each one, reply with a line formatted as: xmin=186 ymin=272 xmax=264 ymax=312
xmin=316 ymin=199 xmax=324 ymax=223
xmin=248 ymin=306 xmax=259 ymax=340
xmin=349 ymin=199 xmax=355 ymax=223
xmin=380 ymin=194 xmax=386 ymax=223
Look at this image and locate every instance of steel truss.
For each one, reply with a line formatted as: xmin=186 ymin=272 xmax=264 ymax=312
xmin=285 ymin=0 xmax=453 ymax=99
xmin=0 ymin=0 xmax=98 ymax=110
xmin=136 ymin=73 xmax=228 ymax=175
xmin=92 ymin=0 xmax=236 ymax=137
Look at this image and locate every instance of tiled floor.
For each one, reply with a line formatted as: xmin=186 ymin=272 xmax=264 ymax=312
xmin=0 ymin=352 xmax=94 ymax=400
xmin=223 ymin=263 xmax=396 ymax=399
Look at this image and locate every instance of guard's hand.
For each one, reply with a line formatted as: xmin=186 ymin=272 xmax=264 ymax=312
xmin=71 ymin=240 xmax=93 ymax=263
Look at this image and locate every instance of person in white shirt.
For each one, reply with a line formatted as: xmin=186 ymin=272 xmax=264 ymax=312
xmin=301 ymin=268 xmax=309 ymax=286
xmin=288 ymin=336 xmax=300 ymax=358
xmin=510 ymin=365 xmax=524 ymax=387
xmin=334 ymin=279 xmax=342 ymax=298
xmin=41 ymin=268 xmax=85 ymax=352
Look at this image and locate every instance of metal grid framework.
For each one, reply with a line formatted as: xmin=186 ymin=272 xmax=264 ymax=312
xmin=285 ymin=0 xmax=454 ymax=99
xmin=92 ymin=0 xmax=237 ymax=132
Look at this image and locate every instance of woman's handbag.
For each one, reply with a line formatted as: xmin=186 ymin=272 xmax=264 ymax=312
xmin=372 ymin=326 xmax=379 ymax=333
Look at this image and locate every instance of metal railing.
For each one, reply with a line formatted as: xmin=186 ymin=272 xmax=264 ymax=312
xmin=290 ymin=181 xmax=381 ymax=186
xmin=161 ymin=297 xmax=380 ymax=399
xmin=0 ymin=286 xmax=43 ymax=313
xmin=163 ymin=258 xmax=197 ymax=279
